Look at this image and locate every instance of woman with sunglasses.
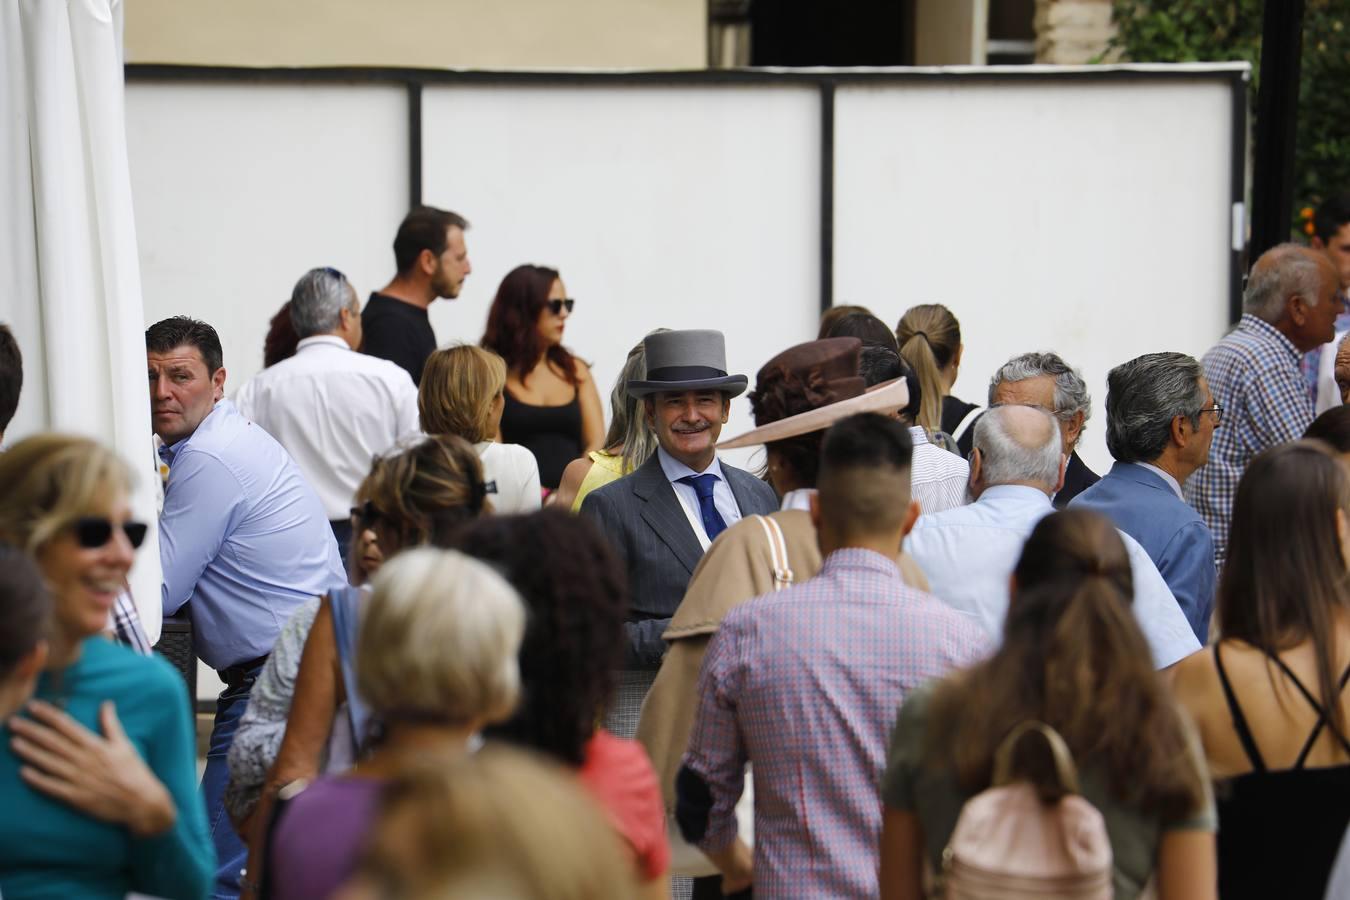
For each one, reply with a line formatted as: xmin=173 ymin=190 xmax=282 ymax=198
xmin=0 ymin=434 xmax=214 ymax=900
xmin=232 ymin=434 xmax=489 ymax=899
xmin=481 ymin=264 xmax=604 ymax=495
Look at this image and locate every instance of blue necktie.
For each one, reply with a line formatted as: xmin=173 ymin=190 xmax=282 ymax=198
xmin=677 ymin=473 xmax=728 ymax=542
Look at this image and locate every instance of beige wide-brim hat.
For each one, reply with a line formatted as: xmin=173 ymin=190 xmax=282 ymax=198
xmin=718 ymin=377 xmax=910 ymax=449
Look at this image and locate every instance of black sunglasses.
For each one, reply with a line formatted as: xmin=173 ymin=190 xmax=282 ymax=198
xmin=350 ymin=501 xmax=382 ymax=527
xmin=73 ymin=517 xmax=148 ymax=550
xmin=546 ymin=298 xmax=575 ymax=316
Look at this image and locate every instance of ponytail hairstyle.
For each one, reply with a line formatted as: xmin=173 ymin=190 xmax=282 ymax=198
xmin=926 ymin=510 xmax=1205 ymax=820
xmin=1219 ymin=441 xmax=1350 ymax=740
xmin=895 ymin=304 xmax=961 ymax=433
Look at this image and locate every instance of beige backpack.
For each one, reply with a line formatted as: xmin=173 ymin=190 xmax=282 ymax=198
xmin=940 ymin=721 xmax=1113 ymax=899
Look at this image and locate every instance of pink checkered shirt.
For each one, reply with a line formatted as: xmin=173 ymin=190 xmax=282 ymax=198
xmin=682 ymin=548 xmax=989 ymax=898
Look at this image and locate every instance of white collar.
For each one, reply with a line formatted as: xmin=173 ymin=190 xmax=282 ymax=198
xmin=907 ymin=425 xmax=930 ymax=446
xmin=780 ymin=488 xmax=814 ymax=511
xmin=295 ymin=335 xmax=351 ymax=352
xmin=657 ymin=445 xmax=726 ymax=485
xmin=1137 ymin=462 xmax=1184 ymax=500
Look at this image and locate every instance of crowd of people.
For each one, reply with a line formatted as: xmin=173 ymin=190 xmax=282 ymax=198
xmin=1 ymin=197 xmax=1350 ymax=900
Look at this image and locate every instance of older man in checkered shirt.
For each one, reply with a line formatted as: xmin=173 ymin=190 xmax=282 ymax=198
xmin=1185 ymin=244 xmax=1342 ymax=563
xmin=676 ymin=413 xmax=988 ymax=899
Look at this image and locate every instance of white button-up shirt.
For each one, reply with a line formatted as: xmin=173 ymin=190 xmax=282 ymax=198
xmin=234 ymin=335 xmax=422 ymax=519
xmin=904 ymin=483 xmax=1200 ymax=669
xmin=657 ymin=446 xmax=744 ymax=550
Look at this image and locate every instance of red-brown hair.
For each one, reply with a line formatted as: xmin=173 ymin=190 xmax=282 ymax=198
xmin=480 ymin=265 xmax=578 ymax=387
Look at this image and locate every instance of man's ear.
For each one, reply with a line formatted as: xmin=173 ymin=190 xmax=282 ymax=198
xmin=419 ymin=247 xmax=438 ymax=276
xmin=211 ymin=367 xmax=227 ymax=401
xmin=1289 ymin=294 xmax=1310 ymax=327
xmin=1064 ymin=410 xmax=1086 ymax=448
xmin=968 ymin=448 xmax=982 ymax=489
xmin=721 ymin=397 xmax=731 ymax=423
xmin=1053 ymin=453 xmax=1067 ymax=495
xmin=1170 ymin=413 xmax=1190 ymax=449
xmin=808 ymin=490 xmax=822 ymax=531
xmin=900 ymin=499 xmax=920 ymax=538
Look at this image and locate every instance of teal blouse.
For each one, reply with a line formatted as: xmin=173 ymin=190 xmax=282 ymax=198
xmin=0 ymin=637 xmax=214 ymax=900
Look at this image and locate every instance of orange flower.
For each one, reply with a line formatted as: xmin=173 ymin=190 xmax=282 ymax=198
xmin=1302 ymin=206 xmax=1316 ymax=219
xmin=1306 ymin=221 xmax=1317 ymax=235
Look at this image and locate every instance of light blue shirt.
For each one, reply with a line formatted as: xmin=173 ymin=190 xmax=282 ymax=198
xmin=159 ymin=400 xmax=345 ymax=670
xmin=904 ymin=484 xmax=1200 ymax=669
xmin=656 ymin=446 xmax=744 ymax=549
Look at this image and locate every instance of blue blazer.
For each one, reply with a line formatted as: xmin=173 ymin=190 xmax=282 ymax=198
xmin=1071 ymin=461 xmax=1216 ymax=643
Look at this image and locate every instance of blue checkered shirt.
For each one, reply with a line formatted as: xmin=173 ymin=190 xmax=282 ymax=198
xmin=1184 ymin=314 xmax=1313 ymax=562
xmin=681 ymin=548 xmax=989 ymax=899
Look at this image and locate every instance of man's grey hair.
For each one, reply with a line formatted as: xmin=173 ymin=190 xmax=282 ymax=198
xmin=1104 ymin=352 xmax=1206 ymax=464
xmin=1244 ymin=243 xmax=1325 ymax=323
xmin=973 ymin=405 xmax=1062 ymax=489
xmin=289 ymin=267 xmax=357 ymax=339
xmin=987 ymin=351 xmax=1092 ymax=427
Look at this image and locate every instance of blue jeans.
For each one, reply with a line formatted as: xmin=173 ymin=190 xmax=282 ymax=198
xmin=201 ymin=664 xmax=262 ymax=900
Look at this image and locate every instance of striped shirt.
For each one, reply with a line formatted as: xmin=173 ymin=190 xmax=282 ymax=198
xmin=909 ymin=426 xmax=969 ymax=515
xmin=111 ymin=589 xmax=151 ymax=655
xmin=1183 ymin=315 xmax=1313 ymax=562
xmin=680 ymin=549 xmax=989 ymax=899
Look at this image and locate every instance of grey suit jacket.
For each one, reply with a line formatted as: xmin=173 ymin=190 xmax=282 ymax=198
xmin=580 ymin=452 xmax=778 ymax=669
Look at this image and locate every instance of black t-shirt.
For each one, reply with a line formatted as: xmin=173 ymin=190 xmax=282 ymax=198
xmin=361 ymin=293 xmax=436 ymax=385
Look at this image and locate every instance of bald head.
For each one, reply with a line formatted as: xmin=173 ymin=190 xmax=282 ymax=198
xmin=1244 ymin=243 xmax=1343 ymax=351
xmin=972 ymin=405 xmax=1065 ymax=495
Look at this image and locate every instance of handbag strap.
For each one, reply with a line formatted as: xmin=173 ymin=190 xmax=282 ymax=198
xmin=992 ymin=720 xmax=1081 ymax=795
xmin=752 ymin=515 xmax=794 ymax=590
xmin=950 ymin=406 xmax=983 ymax=442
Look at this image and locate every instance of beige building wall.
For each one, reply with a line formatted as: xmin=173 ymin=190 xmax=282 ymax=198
xmin=914 ymin=0 xmax=989 ymax=66
xmin=124 ymin=0 xmax=706 ymax=69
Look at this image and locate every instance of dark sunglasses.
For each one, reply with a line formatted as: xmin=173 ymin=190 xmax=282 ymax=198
xmin=546 ymin=298 xmax=575 ymax=316
xmin=350 ymin=501 xmax=382 ymax=527
xmin=73 ymin=517 xmax=148 ymax=550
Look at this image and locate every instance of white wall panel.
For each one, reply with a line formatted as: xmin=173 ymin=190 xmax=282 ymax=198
xmin=420 ymin=83 xmax=823 ymax=470
xmin=833 ymin=78 xmax=1235 ymax=473
xmin=126 ymin=82 xmax=409 ymax=394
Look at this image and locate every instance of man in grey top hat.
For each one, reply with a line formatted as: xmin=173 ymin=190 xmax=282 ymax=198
xmin=582 ymin=329 xmax=778 ymax=737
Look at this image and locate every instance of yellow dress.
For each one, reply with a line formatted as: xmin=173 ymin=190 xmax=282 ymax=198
xmin=570 ymin=450 xmax=627 ymax=512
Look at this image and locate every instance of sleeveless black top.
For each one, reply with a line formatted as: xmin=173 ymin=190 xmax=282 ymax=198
xmin=500 ymin=388 xmax=582 ymax=490
xmin=1213 ymin=643 xmax=1350 ymax=899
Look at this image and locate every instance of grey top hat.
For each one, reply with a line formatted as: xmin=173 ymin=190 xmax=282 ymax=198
xmin=626 ymin=329 xmax=749 ymax=398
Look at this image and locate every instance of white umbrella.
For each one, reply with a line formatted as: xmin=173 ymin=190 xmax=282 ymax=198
xmin=1 ymin=0 xmax=163 ymax=641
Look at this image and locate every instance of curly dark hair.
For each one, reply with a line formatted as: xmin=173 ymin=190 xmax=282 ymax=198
xmin=480 ymin=264 xmax=579 ymax=387
xmin=457 ymin=510 xmax=629 ymax=766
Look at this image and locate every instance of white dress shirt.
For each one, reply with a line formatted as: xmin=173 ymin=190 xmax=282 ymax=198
xmin=233 ymin=335 xmax=421 ymax=519
xmin=1316 ymin=328 xmax=1349 ymax=415
xmin=657 ymin=446 xmax=744 ymax=550
xmin=909 ymin=426 xmax=970 ymax=514
xmin=904 ymin=483 xmax=1200 ymax=669
xmin=475 ymin=441 xmax=542 ymax=514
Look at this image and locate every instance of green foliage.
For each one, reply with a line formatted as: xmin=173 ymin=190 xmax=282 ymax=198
xmin=1109 ymin=0 xmax=1350 ymax=234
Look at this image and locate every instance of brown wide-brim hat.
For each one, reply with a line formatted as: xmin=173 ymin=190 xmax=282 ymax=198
xmin=718 ymin=337 xmax=910 ymax=449
xmin=626 ymin=328 xmax=749 ymax=398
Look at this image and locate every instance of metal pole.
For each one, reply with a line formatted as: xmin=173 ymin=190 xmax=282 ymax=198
xmin=1248 ymin=0 xmax=1305 ymax=261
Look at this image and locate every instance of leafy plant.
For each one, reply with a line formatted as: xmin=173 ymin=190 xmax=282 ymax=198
xmin=1109 ymin=0 xmax=1350 ymax=235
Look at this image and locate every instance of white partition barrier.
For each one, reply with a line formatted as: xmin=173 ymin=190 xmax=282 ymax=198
xmin=122 ymin=65 xmax=1245 ymax=699
xmin=832 ymin=75 xmax=1241 ymax=472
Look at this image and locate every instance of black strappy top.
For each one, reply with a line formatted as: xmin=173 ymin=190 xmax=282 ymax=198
xmin=1212 ymin=643 xmax=1350 ymax=899
xmin=499 ymin=388 xmax=582 ymax=491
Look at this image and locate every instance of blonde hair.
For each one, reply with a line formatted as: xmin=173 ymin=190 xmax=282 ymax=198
xmin=896 ymin=303 xmax=961 ymax=433
xmin=0 ymin=434 xmax=132 ymax=553
xmin=357 ymin=548 xmax=524 ymax=726
xmin=352 ymin=744 xmax=639 ymax=899
xmin=419 ymin=345 xmax=507 ymax=443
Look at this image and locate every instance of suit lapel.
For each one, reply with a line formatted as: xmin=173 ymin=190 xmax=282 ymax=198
xmin=631 ymin=455 xmax=705 ymax=575
xmin=723 ymin=463 xmax=768 ymax=516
